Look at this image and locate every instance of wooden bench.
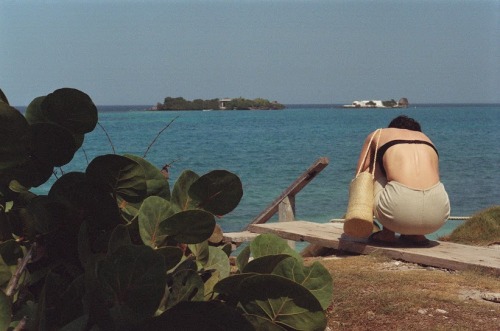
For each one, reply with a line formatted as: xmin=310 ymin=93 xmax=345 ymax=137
xmin=222 ymin=157 xmax=499 ymax=274
xmin=238 ymin=221 xmax=500 ymax=275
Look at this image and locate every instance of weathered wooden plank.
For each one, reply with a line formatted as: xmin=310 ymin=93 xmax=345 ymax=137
xmin=248 ymin=221 xmax=500 ymax=275
xmin=245 ymin=157 xmax=329 ymax=229
xmin=248 ymin=221 xmax=344 ymax=246
xmin=222 ymin=230 xmax=259 ymax=243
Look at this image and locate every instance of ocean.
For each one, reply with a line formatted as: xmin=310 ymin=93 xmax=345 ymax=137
xmin=29 ymin=104 xmax=500 ymax=240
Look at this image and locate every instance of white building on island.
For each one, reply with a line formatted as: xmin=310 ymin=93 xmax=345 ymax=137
xmin=348 ymin=100 xmax=385 ymax=108
xmin=218 ymin=98 xmax=232 ymax=110
xmin=343 ymin=98 xmax=408 ymax=108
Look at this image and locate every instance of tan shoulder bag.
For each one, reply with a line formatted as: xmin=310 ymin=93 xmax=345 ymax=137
xmin=343 ymin=129 xmax=382 ymax=238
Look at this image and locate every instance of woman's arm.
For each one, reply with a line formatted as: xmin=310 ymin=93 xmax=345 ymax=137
xmin=355 ymin=131 xmax=376 ymax=174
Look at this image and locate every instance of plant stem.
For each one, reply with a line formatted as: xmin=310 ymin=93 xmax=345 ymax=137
xmin=143 ymin=116 xmax=178 ymax=158
xmin=6 ymin=243 xmax=35 ymax=297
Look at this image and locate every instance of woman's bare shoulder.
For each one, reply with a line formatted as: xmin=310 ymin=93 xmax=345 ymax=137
xmin=380 ymin=128 xmax=431 ymax=141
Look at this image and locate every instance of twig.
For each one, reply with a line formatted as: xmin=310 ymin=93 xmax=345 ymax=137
xmin=143 ymin=116 xmax=179 ymax=158
xmin=13 ymin=316 xmax=28 ymax=331
xmin=160 ymin=159 xmax=179 ymax=180
xmin=97 ymin=122 xmax=116 ymax=154
xmin=52 ymin=169 xmax=60 ymax=180
xmin=6 ymin=243 xmax=36 ymax=297
xmin=161 ymin=158 xmax=179 ymax=171
xmin=82 ymin=146 xmax=89 ymax=165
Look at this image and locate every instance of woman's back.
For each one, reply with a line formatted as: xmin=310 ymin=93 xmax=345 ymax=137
xmin=376 ymin=128 xmax=440 ymax=189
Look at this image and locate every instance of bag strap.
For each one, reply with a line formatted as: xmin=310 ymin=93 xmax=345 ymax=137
xmin=356 ymin=128 xmax=382 ymax=177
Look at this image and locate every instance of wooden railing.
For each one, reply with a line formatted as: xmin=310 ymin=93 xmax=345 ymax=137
xmin=245 ymin=157 xmax=329 ymax=229
xmin=223 ymin=157 xmax=329 ymax=246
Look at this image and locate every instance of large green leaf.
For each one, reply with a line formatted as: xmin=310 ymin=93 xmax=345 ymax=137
xmin=24 ymin=196 xmax=64 ymax=236
xmin=24 ymin=95 xmax=47 ymax=125
xmin=272 ymin=258 xmax=334 ymax=310
xmin=0 ymin=240 xmax=24 ymax=265
xmin=10 ymin=301 xmax=37 ymax=331
xmin=0 ymin=102 xmax=31 ymax=170
xmin=30 ymin=123 xmax=78 ymax=167
xmin=119 ymin=200 xmax=142 ymax=223
xmin=238 ymin=274 xmax=326 ymax=331
xmin=250 ymin=233 xmax=303 ymax=262
xmin=143 ymin=301 xmax=253 ymax=331
xmin=0 ymin=255 xmax=12 ymax=287
xmin=155 ymin=246 xmax=183 ymax=271
xmin=202 ymin=246 xmax=231 ymax=298
xmin=107 ymin=224 xmax=132 ymax=254
xmin=49 ymin=172 xmax=122 ymax=231
xmin=26 ymin=95 xmax=86 ymax=149
xmin=171 ymin=170 xmax=199 ymax=210
xmin=188 ymin=240 xmax=209 ymax=266
xmin=58 ymin=315 xmax=89 ymax=331
xmin=41 ymin=88 xmax=98 ymax=134
xmin=159 ymin=210 xmax=215 ymax=244
xmin=77 ymin=220 xmax=92 ymax=267
xmin=38 ymin=271 xmax=74 ymax=328
xmin=57 ymin=275 xmax=86 ymax=327
xmin=97 ymin=245 xmax=166 ymax=323
xmin=25 ymin=197 xmax=83 ymax=265
xmin=3 ymin=157 xmax=54 ymax=189
xmin=188 ymin=170 xmax=243 ymax=216
xmin=125 ymin=154 xmax=170 ymax=200
xmin=0 ymin=290 xmax=11 ymax=331
xmin=236 ymin=244 xmax=251 ymax=272
xmin=138 ymin=196 xmax=176 ymax=248
xmin=242 ymin=254 xmax=292 ymax=274
xmin=165 ymin=269 xmax=204 ymax=309
xmin=86 ymin=154 xmax=147 ymax=205
xmin=0 ymin=211 xmax=13 ymax=243
xmin=0 ymin=89 xmax=9 ymax=105
xmin=244 ymin=315 xmax=287 ymax=331
xmin=213 ymin=273 xmax=258 ymax=305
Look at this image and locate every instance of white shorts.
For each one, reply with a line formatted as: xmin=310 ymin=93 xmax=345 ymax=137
xmin=374 ymin=180 xmax=450 ymax=235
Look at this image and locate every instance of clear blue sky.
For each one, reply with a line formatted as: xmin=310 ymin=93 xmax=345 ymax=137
xmin=1 ymin=0 xmax=499 ymax=106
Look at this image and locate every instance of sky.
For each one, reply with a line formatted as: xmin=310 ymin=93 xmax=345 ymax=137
xmin=1 ymin=0 xmax=499 ymax=106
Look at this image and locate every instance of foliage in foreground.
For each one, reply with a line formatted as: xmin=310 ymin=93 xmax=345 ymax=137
xmin=0 ymin=88 xmax=332 ymax=330
xmin=445 ymin=206 xmax=500 ymax=246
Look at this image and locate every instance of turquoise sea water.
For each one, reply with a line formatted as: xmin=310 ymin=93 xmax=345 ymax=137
xmin=31 ymin=104 xmax=500 ymax=240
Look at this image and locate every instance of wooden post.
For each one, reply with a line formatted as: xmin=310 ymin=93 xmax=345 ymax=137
xmin=279 ymin=196 xmax=296 ymax=249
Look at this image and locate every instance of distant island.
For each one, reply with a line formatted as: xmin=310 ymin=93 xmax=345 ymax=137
xmin=343 ymin=98 xmax=409 ymax=108
xmin=150 ymin=97 xmax=286 ymax=111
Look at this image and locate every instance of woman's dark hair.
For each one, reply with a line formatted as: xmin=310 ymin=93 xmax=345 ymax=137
xmin=388 ymin=115 xmax=421 ymax=132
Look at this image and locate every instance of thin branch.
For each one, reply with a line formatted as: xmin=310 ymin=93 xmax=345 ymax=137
xmin=6 ymin=243 xmax=36 ymax=297
xmin=143 ymin=116 xmax=179 ymax=158
xmin=97 ymin=122 xmax=116 ymax=154
xmin=12 ymin=316 xmax=28 ymax=331
xmin=160 ymin=158 xmax=180 ymax=180
xmin=82 ymin=146 xmax=89 ymax=165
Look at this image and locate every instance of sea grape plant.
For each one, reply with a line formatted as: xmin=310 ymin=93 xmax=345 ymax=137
xmin=0 ymin=88 xmax=333 ymax=330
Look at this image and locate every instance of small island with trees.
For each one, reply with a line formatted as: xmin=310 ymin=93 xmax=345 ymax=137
xmin=151 ymin=97 xmax=286 ymax=111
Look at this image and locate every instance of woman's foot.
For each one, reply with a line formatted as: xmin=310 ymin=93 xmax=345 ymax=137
xmin=368 ymin=228 xmax=398 ymax=245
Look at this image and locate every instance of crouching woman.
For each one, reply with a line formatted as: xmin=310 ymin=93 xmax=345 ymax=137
xmin=357 ymin=115 xmax=450 ymax=245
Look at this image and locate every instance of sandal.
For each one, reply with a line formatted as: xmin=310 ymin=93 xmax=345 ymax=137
xmin=399 ymin=235 xmax=431 ymax=247
xmin=368 ymin=231 xmax=399 ymax=246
